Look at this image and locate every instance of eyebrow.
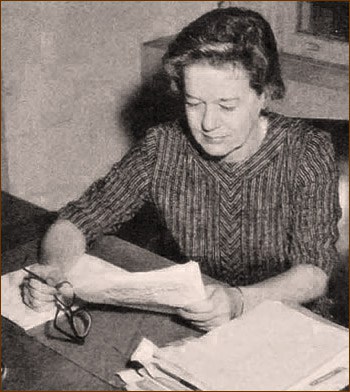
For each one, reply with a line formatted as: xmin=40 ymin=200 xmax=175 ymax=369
xmin=185 ymin=94 xmax=239 ymax=103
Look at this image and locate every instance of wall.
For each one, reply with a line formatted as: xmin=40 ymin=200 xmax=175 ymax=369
xmin=220 ymin=1 xmax=349 ymax=120
xmin=1 ymin=1 xmax=216 ymax=210
xmin=1 ymin=95 xmax=10 ymax=191
xmin=270 ymin=79 xmax=348 ymax=120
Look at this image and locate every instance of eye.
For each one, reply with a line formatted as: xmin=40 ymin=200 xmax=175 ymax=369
xmin=185 ymin=101 xmax=202 ymax=108
xmin=219 ymin=105 xmax=237 ymax=112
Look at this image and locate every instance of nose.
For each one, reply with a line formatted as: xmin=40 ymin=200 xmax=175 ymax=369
xmin=202 ymin=105 xmax=218 ymax=132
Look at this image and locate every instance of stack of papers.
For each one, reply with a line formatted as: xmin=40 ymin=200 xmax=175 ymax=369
xmin=118 ymin=301 xmax=349 ymax=391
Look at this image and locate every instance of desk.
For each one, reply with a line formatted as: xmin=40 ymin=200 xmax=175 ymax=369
xmin=1 ymin=194 xmax=205 ymax=390
xmin=2 ymin=192 xmax=205 ymax=390
xmin=2 ymin=193 xmax=348 ymax=390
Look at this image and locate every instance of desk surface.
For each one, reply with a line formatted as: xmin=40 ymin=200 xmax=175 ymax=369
xmin=2 ymin=192 xmax=348 ymax=390
xmin=2 ymin=213 xmax=204 ymax=390
xmin=2 ymin=238 xmax=119 ymax=390
xmin=0 ymin=192 xmax=204 ymax=390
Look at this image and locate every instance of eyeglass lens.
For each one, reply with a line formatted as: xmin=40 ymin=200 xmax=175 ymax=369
xmin=55 ymin=307 xmax=92 ymax=341
xmin=71 ymin=309 xmax=92 ymax=338
xmin=53 ymin=281 xmax=92 ymax=342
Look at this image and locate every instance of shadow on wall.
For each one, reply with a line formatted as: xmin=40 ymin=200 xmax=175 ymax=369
xmin=113 ymin=70 xmax=185 ymax=262
xmin=119 ymin=69 xmax=183 ymax=142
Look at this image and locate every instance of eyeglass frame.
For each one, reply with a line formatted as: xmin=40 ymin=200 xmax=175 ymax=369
xmin=23 ymin=266 xmax=92 ymax=344
xmin=53 ymin=280 xmax=92 ymax=344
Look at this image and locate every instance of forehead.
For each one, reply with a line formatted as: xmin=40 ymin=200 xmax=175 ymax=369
xmin=184 ymin=62 xmax=251 ymax=98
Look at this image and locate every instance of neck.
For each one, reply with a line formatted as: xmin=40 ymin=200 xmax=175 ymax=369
xmin=223 ymin=116 xmax=268 ymax=163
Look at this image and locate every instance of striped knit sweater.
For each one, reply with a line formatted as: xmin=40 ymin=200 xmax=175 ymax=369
xmin=59 ymin=112 xmax=341 ymax=287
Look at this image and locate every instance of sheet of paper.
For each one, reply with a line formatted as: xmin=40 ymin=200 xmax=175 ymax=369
xmin=2 ymin=253 xmax=206 ymax=331
xmin=1 ymin=267 xmax=56 ymax=330
xmin=153 ymin=301 xmax=349 ymax=391
xmin=66 ymin=255 xmax=206 ymax=311
xmin=1 ymin=254 xmax=125 ymax=330
xmin=288 ymin=349 xmax=349 ymax=391
xmin=128 ymin=338 xmax=204 ymax=390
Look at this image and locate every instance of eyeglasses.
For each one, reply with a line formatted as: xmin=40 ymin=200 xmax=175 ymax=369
xmin=53 ymin=281 xmax=92 ymax=344
xmin=23 ymin=266 xmax=92 ymax=344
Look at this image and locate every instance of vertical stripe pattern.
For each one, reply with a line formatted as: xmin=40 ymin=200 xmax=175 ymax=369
xmin=59 ymin=114 xmax=341 ymax=286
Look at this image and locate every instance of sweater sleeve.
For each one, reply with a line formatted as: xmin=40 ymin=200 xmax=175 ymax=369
xmin=57 ymin=129 xmax=157 ymax=244
xmin=289 ymin=130 xmax=342 ymax=276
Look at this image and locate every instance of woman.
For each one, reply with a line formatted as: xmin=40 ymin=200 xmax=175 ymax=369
xmin=23 ymin=7 xmax=341 ymax=331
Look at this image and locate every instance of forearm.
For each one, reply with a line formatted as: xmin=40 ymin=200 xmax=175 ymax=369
xmin=238 ymin=264 xmax=329 ymax=313
xmin=40 ymin=219 xmax=86 ymax=273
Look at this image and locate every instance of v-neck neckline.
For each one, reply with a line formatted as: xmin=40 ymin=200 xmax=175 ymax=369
xmin=184 ymin=112 xmax=288 ymax=179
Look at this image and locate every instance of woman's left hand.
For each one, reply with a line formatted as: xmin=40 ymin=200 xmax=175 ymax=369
xmin=176 ymin=284 xmax=244 ymax=332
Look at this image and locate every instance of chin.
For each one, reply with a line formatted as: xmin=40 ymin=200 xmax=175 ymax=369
xmin=200 ymin=142 xmax=229 ymax=155
xmin=201 ymin=146 xmax=231 ymax=159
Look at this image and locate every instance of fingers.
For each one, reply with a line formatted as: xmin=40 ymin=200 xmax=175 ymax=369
xmin=180 ymin=297 xmax=214 ymax=313
xmin=179 ymin=284 xmax=219 ymax=314
xmin=177 ymin=284 xmax=234 ymax=331
xmin=177 ymin=296 xmax=216 ymax=321
xmin=21 ymin=264 xmax=60 ymax=312
xmin=26 ymin=277 xmax=56 ymax=298
xmin=189 ymin=313 xmax=227 ymax=331
xmin=177 ymin=308 xmax=217 ymax=322
xmin=191 ymin=320 xmax=221 ymax=332
xmin=21 ymin=283 xmax=56 ymax=312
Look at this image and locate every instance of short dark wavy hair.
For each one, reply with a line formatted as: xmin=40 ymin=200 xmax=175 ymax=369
xmin=163 ymin=7 xmax=285 ymax=100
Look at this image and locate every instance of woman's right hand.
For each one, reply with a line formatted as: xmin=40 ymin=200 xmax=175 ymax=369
xmin=21 ymin=264 xmax=65 ymax=312
xmin=22 ymin=219 xmax=86 ymax=312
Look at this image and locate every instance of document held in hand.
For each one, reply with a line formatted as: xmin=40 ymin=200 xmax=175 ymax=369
xmin=66 ymin=254 xmax=206 ymax=312
xmin=119 ymin=301 xmax=349 ymax=391
xmin=1 ymin=253 xmax=206 ymax=330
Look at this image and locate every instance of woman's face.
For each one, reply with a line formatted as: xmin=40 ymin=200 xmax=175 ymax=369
xmin=184 ymin=62 xmax=266 ymax=162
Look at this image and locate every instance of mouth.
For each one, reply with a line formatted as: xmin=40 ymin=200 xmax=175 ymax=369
xmin=202 ymin=133 xmax=228 ymax=143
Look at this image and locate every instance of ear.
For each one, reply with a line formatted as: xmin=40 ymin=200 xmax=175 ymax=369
xmin=259 ymin=90 xmax=270 ymax=113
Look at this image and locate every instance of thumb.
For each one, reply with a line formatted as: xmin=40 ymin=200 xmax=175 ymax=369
xmin=180 ymin=297 xmax=214 ymax=314
xmin=204 ymin=284 xmax=221 ymax=298
xmin=28 ymin=264 xmax=65 ymax=287
xmin=180 ymin=285 xmax=218 ymax=313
